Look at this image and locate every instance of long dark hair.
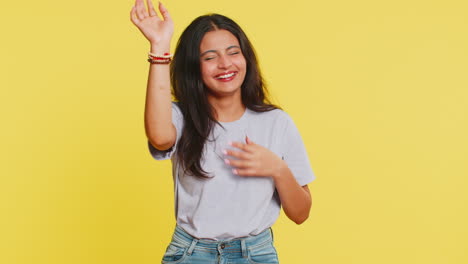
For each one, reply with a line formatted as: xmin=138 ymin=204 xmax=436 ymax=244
xmin=170 ymin=13 xmax=280 ymax=178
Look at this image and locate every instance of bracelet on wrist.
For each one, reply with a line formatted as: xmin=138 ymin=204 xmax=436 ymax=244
xmin=148 ymin=52 xmax=172 ymax=64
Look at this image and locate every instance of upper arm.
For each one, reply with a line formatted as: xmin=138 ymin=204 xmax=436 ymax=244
xmin=302 ymin=184 xmax=311 ymax=198
xmin=148 ymin=123 xmax=177 ymax=151
xmin=147 ymin=102 xmax=184 ymax=160
xmin=302 ymin=184 xmax=312 ymax=207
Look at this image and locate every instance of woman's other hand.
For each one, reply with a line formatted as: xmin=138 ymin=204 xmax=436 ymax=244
xmin=223 ymin=136 xmax=286 ymax=179
xmin=130 ymin=0 xmax=174 ymax=46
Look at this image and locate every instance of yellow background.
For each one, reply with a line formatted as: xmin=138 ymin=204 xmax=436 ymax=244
xmin=1 ymin=0 xmax=467 ymax=263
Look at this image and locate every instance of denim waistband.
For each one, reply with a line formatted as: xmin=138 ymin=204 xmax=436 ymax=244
xmin=170 ymin=225 xmax=274 ymax=256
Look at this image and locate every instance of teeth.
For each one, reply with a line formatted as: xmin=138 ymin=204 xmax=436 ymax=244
xmin=217 ymin=72 xmax=235 ymax=79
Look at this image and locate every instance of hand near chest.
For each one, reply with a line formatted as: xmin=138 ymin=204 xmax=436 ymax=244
xmin=223 ymin=136 xmax=286 ymax=180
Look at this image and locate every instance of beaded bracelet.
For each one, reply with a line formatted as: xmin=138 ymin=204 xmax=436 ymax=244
xmin=147 ymin=58 xmax=171 ymax=64
xmin=148 ymin=52 xmax=172 ymax=58
xmin=148 ymin=52 xmax=172 ymax=64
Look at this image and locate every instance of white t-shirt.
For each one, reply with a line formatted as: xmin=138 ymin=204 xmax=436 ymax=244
xmin=148 ymin=102 xmax=316 ymax=240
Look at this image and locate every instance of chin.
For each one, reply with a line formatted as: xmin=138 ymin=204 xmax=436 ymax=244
xmin=207 ymin=87 xmax=241 ymax=98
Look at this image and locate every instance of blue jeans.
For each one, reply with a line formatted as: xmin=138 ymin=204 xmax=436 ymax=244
xmin=161 ymin=225 xmax=280 ymax=264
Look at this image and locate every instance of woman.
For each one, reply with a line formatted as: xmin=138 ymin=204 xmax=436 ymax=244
xmin=130 ymin=0 xmax=316 ymax=263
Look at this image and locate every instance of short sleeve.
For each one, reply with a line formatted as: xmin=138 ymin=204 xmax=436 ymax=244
xmin=280 ymin=114 xmax=316 ymax=186
xmin=147 ymin=102 xmax=184 ymax=160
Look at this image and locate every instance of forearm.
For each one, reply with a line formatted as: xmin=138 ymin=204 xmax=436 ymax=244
xmin=144 ymin=43 xmax=175 ymax=149
xmin=273 ymin=161 xmax=312 ymax=224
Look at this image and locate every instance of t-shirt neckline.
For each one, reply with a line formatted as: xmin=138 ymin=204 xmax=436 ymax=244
xmin=218 ymin=107 xmax=249 ymax=126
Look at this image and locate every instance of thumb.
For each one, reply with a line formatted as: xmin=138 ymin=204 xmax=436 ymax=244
xmin=245 ymin=135 xmax=253 ymax=144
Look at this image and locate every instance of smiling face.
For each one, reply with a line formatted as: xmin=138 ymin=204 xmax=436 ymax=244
xmin=199 ymin=29 xmax=247 ymax=99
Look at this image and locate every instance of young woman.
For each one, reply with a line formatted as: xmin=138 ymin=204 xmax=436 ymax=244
xmin=130 ymin=0 xmax=316 ymax=263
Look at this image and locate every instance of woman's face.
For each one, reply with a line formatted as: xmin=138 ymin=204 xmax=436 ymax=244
xmin=199 ymin=29 xmax=247 ymax=98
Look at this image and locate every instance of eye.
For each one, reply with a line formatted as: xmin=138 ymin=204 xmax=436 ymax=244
xmin=229 ymin=51 xmax=240 ymax=55
xmin=203 ymin=54 xmax=217 ymax=61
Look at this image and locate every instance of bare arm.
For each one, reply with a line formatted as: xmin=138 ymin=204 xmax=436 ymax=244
xmin=144 ymin=43 xmax=175 ymax=151
xmin=130 ymin=0 xmax=175 ymax=150
xmin=273 ymin=163 xmax=312 ymax=225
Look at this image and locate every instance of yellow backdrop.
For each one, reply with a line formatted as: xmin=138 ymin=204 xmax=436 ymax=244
xmin=1 ymin=0 xmax=467 ymax=263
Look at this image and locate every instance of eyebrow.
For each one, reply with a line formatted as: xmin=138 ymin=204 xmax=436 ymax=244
xmin=200 ymin=45 xmax=240 ymax=57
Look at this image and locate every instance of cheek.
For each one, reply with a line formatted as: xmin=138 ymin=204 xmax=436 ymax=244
xmin=236 ymin=58 xmax=247 ymax=72
xmin=200 ymin=63 xmax=212 ymax=82
xmin=237 ymin=60 xmax=247 ymax=77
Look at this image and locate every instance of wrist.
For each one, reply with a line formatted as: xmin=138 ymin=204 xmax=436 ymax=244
xmin=150 ymin=43 xmax=171 ymax=54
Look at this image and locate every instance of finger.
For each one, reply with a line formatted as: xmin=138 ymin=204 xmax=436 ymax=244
xmin=245 ymin=135 xmax=254 ymax=145
xmin=224 ymin=158 xmax=251 ymax=168
xmin=228 ymin=141 xmax=253 ymax=153
xmin=130 ymin=6 xmax=139 ymax=24
xmin=136 ymin=0 xmax=148 ymax=20
xmin=233 ymin=168 xmax=257 ymax=176
xmin=146 ymin=0 xmax=159 ymax=18
xmin=159 ymin=1 xmax=172 ymax=21
xmin=223 ymin=149 xmax=251 ymax=160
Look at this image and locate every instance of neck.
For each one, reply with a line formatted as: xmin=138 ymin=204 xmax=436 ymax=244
xmin=207 ymin=94 xmax=245 ymax=122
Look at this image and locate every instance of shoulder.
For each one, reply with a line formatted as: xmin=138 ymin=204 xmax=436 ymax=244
xmin=247 ymin=107 xmax=289 ymax=119
xmin=247 ymin=108 xmax=294 ymax=127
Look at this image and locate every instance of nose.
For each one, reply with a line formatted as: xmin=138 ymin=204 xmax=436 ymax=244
xmin=217 ymin=54 xmax=232 ymax=69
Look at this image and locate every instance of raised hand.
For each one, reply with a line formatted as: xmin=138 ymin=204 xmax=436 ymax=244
xmin=130 ymin=0 xmax=174 ymax=46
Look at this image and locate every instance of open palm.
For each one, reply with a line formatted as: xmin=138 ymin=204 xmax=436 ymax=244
xmin=130 ymin=0 xmax=174 ymax=45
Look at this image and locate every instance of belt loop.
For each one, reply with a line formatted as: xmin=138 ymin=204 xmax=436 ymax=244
xmin=187 ymin=239 xmax=198 ymax=255
xmin=241 ymin=239 xmax=247 ymax=258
